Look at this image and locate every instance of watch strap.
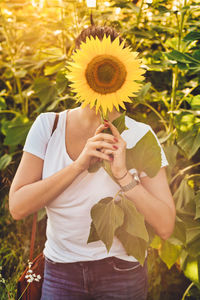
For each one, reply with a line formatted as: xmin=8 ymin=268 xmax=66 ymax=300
xmin=120 ymin=172 xmax=140 ymax=192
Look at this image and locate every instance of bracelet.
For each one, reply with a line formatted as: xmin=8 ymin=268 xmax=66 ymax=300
xmin=120 ymin=172 xmax=141 ymax=192
xmin=114 ymin=170 xmax=128 ymax=181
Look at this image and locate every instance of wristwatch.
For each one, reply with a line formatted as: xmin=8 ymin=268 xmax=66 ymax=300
xmin=120 ymin=171 xmax=141 ymax=192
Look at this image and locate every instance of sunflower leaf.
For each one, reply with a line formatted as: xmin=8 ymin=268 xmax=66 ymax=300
xmin=126 ymin=130 xmax=161 ymax=177
xmin=117 ymin=195 xmax=149 ymax=242
xmin=112 ymin=112 xmax=128 ymax=134
xmin=90 ymin=197 xmax=124 ymax=252
xmin=115 ymin=227 xmax=147 ymax=266
xmin=87 ymin=222 xmax=100 ymax=243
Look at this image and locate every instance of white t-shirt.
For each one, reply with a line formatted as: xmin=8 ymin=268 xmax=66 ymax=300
xmin=23 ymin=109 xmax=168 ymax=263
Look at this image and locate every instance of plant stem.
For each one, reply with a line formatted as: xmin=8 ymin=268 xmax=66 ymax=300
xmin=142 ymin=102 xmax=169 ymax=132
xmin=170 ymin=162 xmax=200 ymax=184
xmin=17 ymin=282 xmax=31 ymax=300
xmin=181 ymin=282 xmax=194 ymax=300
xmin=113 ymin=190 xmax=122 ymax=202
xmin=136 ymin=0 xmax=145 ymax=27
xmin=168 ymin=0 xmax=188 ymax=141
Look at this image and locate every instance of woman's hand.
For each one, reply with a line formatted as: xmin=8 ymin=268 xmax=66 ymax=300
xmin=75 ymin=123 xmax=118 ymax=172
xmin=102 ymin=120 xmax=128 ymax=179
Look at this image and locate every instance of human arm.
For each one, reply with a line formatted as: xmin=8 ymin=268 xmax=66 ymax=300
xmin=103 ymin=120 xmax=176 ymax=240
xmin=9 ymin=124 xmax=117 ymax=220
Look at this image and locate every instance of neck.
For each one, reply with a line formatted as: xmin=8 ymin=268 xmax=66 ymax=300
xmin=78 ymin=104 xmax=121 ymax=126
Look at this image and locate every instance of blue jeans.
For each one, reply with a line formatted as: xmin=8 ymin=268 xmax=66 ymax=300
xmin=41 ymin=256 xmax=148 ymax=300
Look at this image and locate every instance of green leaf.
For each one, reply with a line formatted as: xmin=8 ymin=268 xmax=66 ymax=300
xmin=174 ymin=178 xmax=195 ymax=209
xmin=168 ymin=217 xmax=186 ymax=246
xmin=115 ymin=227 xmax=147 ymax=265
xmin=135 ymin=82 xmax=151 ymax=103
xmin=177 ymin=126 xmax=200 ymax=159
xmin=183 ymin=255 xmax=199 ymax=283
xmin=33 ymin=77 xmax=58 ymax=106
xmin=44 ymin=62 xmax=65 ymax=76
xmin=126 ymin=130 xmax=161 ymax=177
xmin=118 ymin=196 xmax=149 ymax=242
xmin=56 ymin=71 xmax=68 ymax=94
xmin=87 ymin=222 xmax=100 ymax=243
xmin=0 ymin=154 xmax=12 ymax=170
xmin=187 ymin=95 xmax=200 ymax=110
xmin=90 ymin=197 xmax=124 ymax=252
xmin=183 ymin=31 xmax=200 ymax=42
xmin=150 ymin=235 xmax=161 ymax=249
xmin=1 ymin=115 xmax=32 ymax=146
xmin=112 ymin=112 xmax=128 ymax=134
xmin=159 ymin=240 xmax=182 ymax=269
xmin=37 ymin=208 xmax=46 ymax=222
xmin=166 ymin=50 xmax=200 ymax=65
xmin=0 ymin=97 xmax=7 ymax=110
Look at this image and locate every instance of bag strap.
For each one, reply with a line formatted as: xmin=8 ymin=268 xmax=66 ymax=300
xmin=29 ymin=113 xmax=59 ymax=261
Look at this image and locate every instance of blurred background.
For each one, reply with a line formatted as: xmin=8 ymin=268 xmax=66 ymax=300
xmin=0 ymin=0 xmax=200 ymax=299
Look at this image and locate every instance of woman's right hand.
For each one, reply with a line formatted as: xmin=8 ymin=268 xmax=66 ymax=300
xmin=74 ymin=124 xmax=117 ymax=172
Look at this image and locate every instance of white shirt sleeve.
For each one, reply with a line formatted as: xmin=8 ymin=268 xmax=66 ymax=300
xmin=23 ymin=112 xmax=56 ymax=160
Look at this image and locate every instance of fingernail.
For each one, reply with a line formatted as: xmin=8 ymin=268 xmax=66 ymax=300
xmin=114 ymin=138 xmax=118 ymax=142
xmin=104 ymin=119 xmax=108 ymax=122
xmin=104 ymin=123 xmax=109 ymax=128
xmin=113 ymin=145 xmax=118 ymax=149
xmin=109 ymin=155 xmax=113 ymax=161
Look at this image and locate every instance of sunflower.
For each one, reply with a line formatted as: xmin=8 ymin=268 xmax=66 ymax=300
xmin=67 ymin=34 xmax=145 ymax=116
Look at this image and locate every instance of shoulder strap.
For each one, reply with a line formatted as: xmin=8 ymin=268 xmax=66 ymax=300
xmin=29 ymin=113 xmax=59 ymax=261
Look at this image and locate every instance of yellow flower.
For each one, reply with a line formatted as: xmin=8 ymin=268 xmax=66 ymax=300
xmin=67 ymin=34 xmax=145 ymax=116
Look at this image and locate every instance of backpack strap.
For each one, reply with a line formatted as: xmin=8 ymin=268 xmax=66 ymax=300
xmin=29 ymin=113 xmax=59 ymax=261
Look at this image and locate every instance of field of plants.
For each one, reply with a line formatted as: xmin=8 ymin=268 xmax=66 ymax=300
xmin=0 ymin=0 xmax=200 ymax=299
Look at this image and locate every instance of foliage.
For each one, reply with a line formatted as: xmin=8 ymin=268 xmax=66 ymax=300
xmin=88 ymin=123 xmax=161 ymax=265
xmin=0 ymin=0 xmax=200 ymax=299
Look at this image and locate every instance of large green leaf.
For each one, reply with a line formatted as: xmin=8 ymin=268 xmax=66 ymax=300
xmin=187 ymin=95 xmax=200 ymax=110
xmin=166 ymin=50 xmax=200 ymax=65
xmin=90 ymin=197 xmax=124 ymax=252
xmin=44 ymin=62 xmax=65 ymax=76
xmin=33 ymin=77 xmax=58 ymax=107
xmin=1 ymin=115 xmax=32 ymax=146
xmin=126 ymin=130 xmax=161 ymax=177
xmin=117 ymin=196 xmax=149 ymax=242
xmin=177 ymin=125 xmax=200 ymax=159
xmin=159 ymin=240 xmax=182 ymax=269
xmin=183 ymin=31 xmax=200 ymax=42
xmin=135 ymin=82 xmax=151 ymax=103
xmin=182 ymin=255 xmax=200 ymax=284
xmin=112 ymin=112 xmax=128 ymax=134
xmin=87 ymin=222 xmax=100 ymax=244
xmin=174 ymin=177 xmax=195 ymax=209
xmin=56 ymin=70 xmax=68 ymax=94
xmin=115 ymin=227 xmax=147 ymax=265
xmin=168 ymin=217 xmax=186 ymax=246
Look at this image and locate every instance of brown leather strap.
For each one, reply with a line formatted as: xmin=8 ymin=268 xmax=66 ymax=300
xmin=29 ymin=113 xmax=59 ymax=261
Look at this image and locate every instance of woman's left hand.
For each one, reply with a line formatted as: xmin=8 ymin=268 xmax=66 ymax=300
xmin=103 ymin=120 xmax=128 ymax=179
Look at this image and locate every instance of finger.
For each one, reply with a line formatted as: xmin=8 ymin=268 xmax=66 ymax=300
xmin=91 ymin=150 xmax=113 ymax=162
xmin=104 ymin=120 xmax=121 ymax=139
xmin=94 ymin=124 xmax=109 ymax=135
xmin=91 ymin=141 xmax=118 ymax=151
xmin=92 ymin=133 xmax=116 ymax=143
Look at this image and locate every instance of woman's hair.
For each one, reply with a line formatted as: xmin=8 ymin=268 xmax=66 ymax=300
xmin=75 ymin=25 xmax=125 ymax=49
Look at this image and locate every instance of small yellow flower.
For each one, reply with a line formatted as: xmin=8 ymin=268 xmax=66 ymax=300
xmin=67 ymin=34 xmax=145 ymax=116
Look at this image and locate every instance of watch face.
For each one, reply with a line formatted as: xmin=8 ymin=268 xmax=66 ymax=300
xmin=133 ymin=172 xmax=140 ymax=183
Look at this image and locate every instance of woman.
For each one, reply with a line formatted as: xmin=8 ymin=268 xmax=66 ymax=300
xmin=9 ymin=25 xmax=175 ymax=300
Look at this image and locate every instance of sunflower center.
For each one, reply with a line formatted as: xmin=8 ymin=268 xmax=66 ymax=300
xmin=85 ymin=55 xmax=127 ymax=94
